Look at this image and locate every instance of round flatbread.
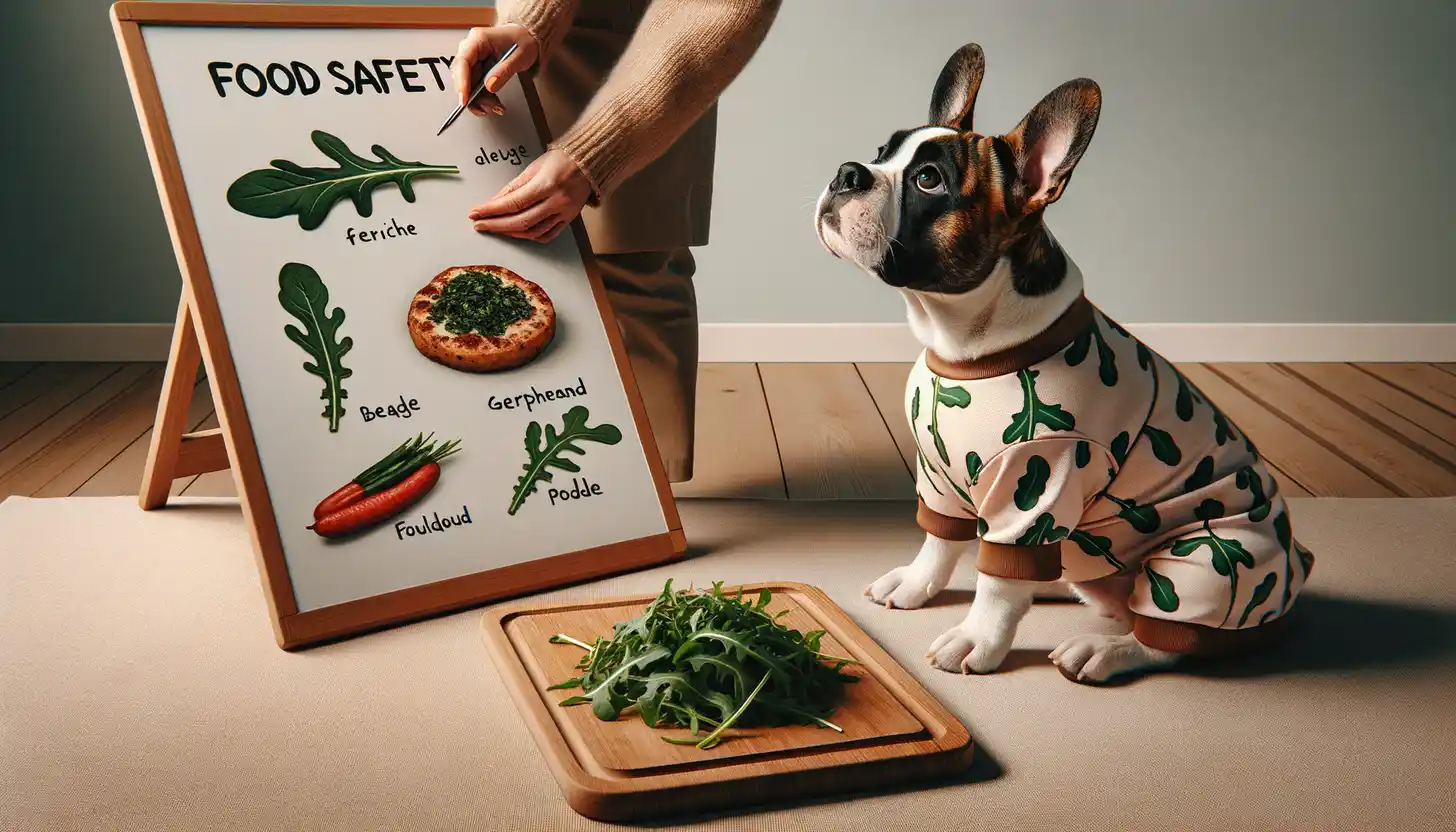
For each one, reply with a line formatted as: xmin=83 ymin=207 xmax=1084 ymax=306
xmin=408 ymin=265 xmax=556 ymax=372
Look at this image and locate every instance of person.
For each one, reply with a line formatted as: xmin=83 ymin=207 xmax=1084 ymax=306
xmin=453 ymin=0 xmax=781 ymax=484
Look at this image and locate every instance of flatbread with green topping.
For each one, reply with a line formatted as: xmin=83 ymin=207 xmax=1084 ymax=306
xmin=408 ymin=265 xmax=555 ymax=372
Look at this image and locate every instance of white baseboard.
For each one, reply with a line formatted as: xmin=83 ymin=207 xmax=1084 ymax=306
xmin=3 ymin=321 xmax=1452 ymax=364
xmin=699 ymin=322 xmax=1456 ymax=363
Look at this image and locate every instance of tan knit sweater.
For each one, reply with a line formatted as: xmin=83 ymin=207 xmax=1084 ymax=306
xmin=495 ymin=0 xmax=780 ymax=201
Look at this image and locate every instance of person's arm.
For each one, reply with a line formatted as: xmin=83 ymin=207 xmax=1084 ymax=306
xmin=493 ymin=0 xmax=579 ymax=74
xmin=542 ymin=0 xmax=781 ymax=203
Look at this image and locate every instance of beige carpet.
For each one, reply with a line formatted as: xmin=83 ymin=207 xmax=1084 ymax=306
xmin=2 ymin=495 xmax=1454 ymax=832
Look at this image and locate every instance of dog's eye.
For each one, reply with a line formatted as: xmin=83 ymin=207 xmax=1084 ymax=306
xmin=913 ymin=167 xmax=944 ymax=193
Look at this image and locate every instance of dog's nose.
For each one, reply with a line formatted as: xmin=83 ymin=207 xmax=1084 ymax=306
xmin=832 ymin=162 xmax=871 ymax=194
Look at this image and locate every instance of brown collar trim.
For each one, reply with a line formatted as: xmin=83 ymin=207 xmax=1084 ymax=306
xmin=925 ymin=294 xmax=1095 ymax=381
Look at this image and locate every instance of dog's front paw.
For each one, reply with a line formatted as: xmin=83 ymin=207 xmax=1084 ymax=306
xmin=1049 ymin=632 xmax=1179 ymax=685
xmin=865 ymin=565 xmax=942 ymax=610
xmin=926 ymin=620 xmax=1015 ymax=675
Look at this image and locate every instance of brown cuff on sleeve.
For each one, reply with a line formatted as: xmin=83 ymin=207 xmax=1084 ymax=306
xmin=916 ymin=499 xmax=979 ymax=542
xmin=1132 ymin=613 xmax=1289 ymax=657
xmin=976 ymin=541 xmax=1063 ymax=582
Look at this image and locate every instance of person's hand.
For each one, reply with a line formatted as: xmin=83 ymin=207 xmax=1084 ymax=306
xmin=452 ymin=24 xmax=539 ymax=116
xmin=469 ymin=150 xmax=593 ymax=243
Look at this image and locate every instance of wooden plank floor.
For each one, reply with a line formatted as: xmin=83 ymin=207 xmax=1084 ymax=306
xmin=2 ymin=361 xmax=1453 ymax=502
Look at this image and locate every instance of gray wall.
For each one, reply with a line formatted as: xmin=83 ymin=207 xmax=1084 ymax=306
xmin=3 ymin=0 xmax=1453 ymax=325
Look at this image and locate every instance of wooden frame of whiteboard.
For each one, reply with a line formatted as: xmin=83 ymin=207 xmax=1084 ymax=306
xmin=111 ymin=1 xmax=686 ymax=650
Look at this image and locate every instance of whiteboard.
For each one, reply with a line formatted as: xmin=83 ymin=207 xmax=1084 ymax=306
xmin=118 ymin=7 xmax=680 ymax=642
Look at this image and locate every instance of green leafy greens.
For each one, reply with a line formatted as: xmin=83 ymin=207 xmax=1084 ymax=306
xmin=227 ymin=131 xmax=459 ymax=230
xmin=508 ymin=406 xmax=622 ymax=515
xmin=278 ymin=262 xmax=352 ymax=432
xmin=548 ymin=581 xmax=859 ymax=750
xmin=429 ymin=270 xmax=535 ymax=337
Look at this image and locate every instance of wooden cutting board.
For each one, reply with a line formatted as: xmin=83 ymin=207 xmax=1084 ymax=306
xmin=480 ymin=582 xmax=974 ymax=822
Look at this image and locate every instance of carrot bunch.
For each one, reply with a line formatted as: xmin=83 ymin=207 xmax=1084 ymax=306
xmin=308 ymin=433 xmax=462 ymax=538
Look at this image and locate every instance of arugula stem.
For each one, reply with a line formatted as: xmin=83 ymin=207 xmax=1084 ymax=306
xmin=549 ymin=634 xmax=594 ymax=652
xmin=692 ymin=673 xmax=769 ymax=750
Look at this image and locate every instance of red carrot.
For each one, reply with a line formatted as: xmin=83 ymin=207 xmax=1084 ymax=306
xmin=308 ymin=463 xmax=441 ymax=538
xmin=310 ymin=433 xmax=461 ymax=521
xmin=314 ymin=483 xmax=365 ymax=521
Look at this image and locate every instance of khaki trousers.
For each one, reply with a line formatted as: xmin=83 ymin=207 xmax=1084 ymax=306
xmin=597 ymin=249 xmax=698 ymax=483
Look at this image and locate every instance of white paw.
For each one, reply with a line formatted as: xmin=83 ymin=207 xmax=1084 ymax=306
xmin=864 ymin=566 xmax=942 ymax=610
xmin=1048 ymin=632 xmax=1179 ymax=684
xmin=926 ymin=620 xmax=1015 ymax=675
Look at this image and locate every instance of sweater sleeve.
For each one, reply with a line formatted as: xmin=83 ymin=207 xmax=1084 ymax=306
xmin=969 ymin=438 xmax=1111 ymax=582
xmin=547 ymin=0 xmax=781 ymax=202
xmin=494 ymin=0 xmax=579 ymax=74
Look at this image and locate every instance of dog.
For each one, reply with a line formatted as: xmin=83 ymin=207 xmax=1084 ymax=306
xmin=814 ymin=43 xmax=1315 ymax=684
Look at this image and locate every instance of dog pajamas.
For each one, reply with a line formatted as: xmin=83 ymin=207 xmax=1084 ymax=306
xmin=907 ymin=296 xmax=1314 ymax=655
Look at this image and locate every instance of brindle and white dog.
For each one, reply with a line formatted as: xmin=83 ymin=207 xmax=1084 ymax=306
xmin=815 ymin=44 xmax=1312 ymax=684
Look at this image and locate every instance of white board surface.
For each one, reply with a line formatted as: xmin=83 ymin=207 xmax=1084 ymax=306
xmin=141 ymin=25 xmax=667 ymax=613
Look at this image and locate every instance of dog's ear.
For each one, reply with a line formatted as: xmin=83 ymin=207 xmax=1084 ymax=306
xmin=1003 ymin=78 xmax=1101 ymax=215
xmin=928 ymin=43 xmax=985 ymax=131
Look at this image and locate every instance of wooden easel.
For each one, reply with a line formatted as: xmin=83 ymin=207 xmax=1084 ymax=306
xmin=138 ymin=294 xmax=232 ymax=510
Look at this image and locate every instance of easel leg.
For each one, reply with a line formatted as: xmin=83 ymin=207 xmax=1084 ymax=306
xmin=139 ymin=294 xmax=203 ymax=510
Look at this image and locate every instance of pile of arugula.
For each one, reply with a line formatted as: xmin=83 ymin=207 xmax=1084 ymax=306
xmin=548 ymin=581 xmax=859 ymax=750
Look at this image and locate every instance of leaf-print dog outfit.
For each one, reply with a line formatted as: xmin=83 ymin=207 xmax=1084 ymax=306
xmin=908 ymin=295 xmax=1314 ymax=655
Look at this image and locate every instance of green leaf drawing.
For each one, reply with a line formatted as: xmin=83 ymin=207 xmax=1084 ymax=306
xmin=1143 ymin=425 xmax=1182 ymax=466
xmin=1170 ymin=508 xmax=1256 ymax=626
xmin=977 ymin=517 xmax=989 ymax=536
xmin=1069 ymin=529 xmax=1123 ymax=571
xmin=1194 ymin=498 xmax=1225 ymax=523
xmin=926 ymin=378 xmax=969 ymax=464
xmin=277 ymin=262 xmax=352 ymax=433
xmin=1107 ymin=493 xmax=1160 ymax=534
xmin=966 ymin=451 xmax=984 ymax=486
xmin=1075 ymin=441 xmax=1091 ymax=469
xmin=508 ymin=406 xmax=622 ymax=515
xmin=1273 ymin=510 xmax=1295 ymax=612
xmin=1184 ymin=456 xmax=1215 ymax=493
xmin=1014 ymin=455 xmax=1050 ymax=511
xmin=1110 ymin=431 xmax=1130 ymax=465
xmin=1296 ymin=543 xmax=1314 ymax=579
xmin=1003 ymin=368 xmax=1076 ymax=444
xmin=1144 ymin=563 xmax=1179 ymax=612
xmin=1174 ymin=372 xmax=1203 ymax=422
xmin=1065 ymin=324 xmax=1118 ymax=386
xmin=1237 ymin=466 xmax=1272 ymax=522
xmin=228 ymin=130 xmax=460 ymax=231
xmin=910 ymin=386 xmax=921 ymax=421
xmin=916 ymin=451 xmax=945 ymax=495
xmin=1237 ymin=572 xmax=1278 ymax=627
xmin=936 ymin=383 xmax=971 ymax=408
xmin=1212 ymin=409 xmax=1237 ymax=446
xmin=1135 ymin=342 xmax=1153 ymax=372
xmin=1015 ymin=512 xmax=1070 ymax=545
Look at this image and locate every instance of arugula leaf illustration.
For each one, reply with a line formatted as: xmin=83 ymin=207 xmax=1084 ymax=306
xmin=1174 ymin=371 xmax=1203 ymax=421
xmin=1014 ymin=455 xmax=1050 ymax=510
xmin=908 ymin=387 xmax=947 ymax=496
xmin=1075 ymin=441 xmax=1091 ymax=469
xmin=1171 ymin=501 xmax=1256 ymax=626
xmin=508 ymin=406 xmax=622 ymax=515
xmin=966 ymin=451 xmax=984 ymax=486
xmin=277 ymin=262 xmax=352 ymax=432
xmin=1142 ymin=425 xmax=1182 ymax=466
xmin=1144 ymin=564 xmax=1179 ymax=612
xmin=1003 ymin=368 xmax=1076 ymax=444
xmin=1106 ymin=493 xmax=1161 ymax=534
xmin=926 ymin=378 xmax=970 ymax=464
xmin=1069 ymin=529 xmax=1123 ymax=571
xmin=1015 ymin=512 xmax=1070 ymax=545
xmin=1065 ymin=324 xmax=1118 ymax=386
xmin=1236 ymin=466 xmax=1273 ymax=522
xmin=1184 ymin=456 xmax=1215 ymax=493
xmin=1110 ymin=431 xmax=1131 ymax=465
xmin=977 ymin=517 xmax=989 ymax=536
xmin=1237 ymin=572 xmax=1278 ymax=627
xmin=228 ymin=130 xmax=460 ymax=230
xmin=1273 ymin=510 xmax=1295 ymax=612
